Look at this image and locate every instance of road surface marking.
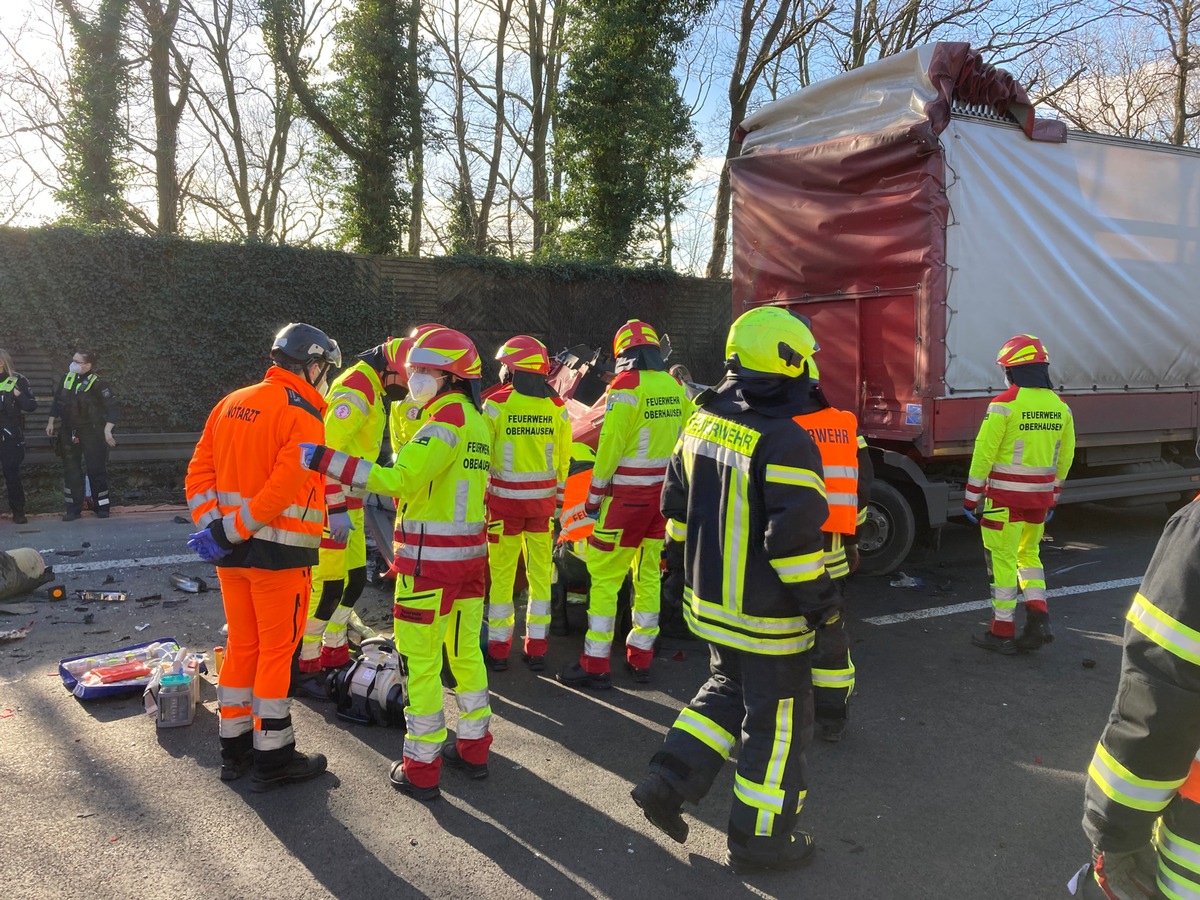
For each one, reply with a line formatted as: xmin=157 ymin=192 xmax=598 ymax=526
xmin=863 ymin=576 xmax=1143 ymax=625
xmin=51 ymin=553 xmax=201 ymax=574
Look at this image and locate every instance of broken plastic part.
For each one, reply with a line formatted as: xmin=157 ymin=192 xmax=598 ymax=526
xmin=169 ymin=573 xmax=207 ymax=594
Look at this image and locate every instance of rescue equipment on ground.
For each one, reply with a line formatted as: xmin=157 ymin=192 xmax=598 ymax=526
xmin=326 ymin=637 xmax=406 ymax=727
xmin=60 ymin=638 xmax=182 ymax=700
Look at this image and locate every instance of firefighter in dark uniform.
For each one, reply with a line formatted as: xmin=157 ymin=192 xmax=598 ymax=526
xmin=0 ymin=349 xmax=37 ymax=524
xmin=1078 ymin=497 xmax=1200 ymax=899
xmin=630 ymin=306 xmax=839 ymax=875
xmin=46 ymin=350 xmax=121 ymax=520
xmin=793 ymin=357 xmax=873 ymax=743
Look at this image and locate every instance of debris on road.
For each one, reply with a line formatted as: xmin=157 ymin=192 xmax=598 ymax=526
xmin=169 ymin=573 xmax=207 ymax=594
xmin=76 ymin=591 xmax=128 ymax=603
xmin=0 ymin=623 xmax=34 ymax=642
xmin=46 ymin=583 xmax=66 ymax=601
xmin=56 ymin=550 xmax=85 ymax=557
xmin=1082 ymin=658 xmax=1097 ymax=668
xmin=890 ymin=572 xmax=924 ymax=588
xmin=135 ymin=623 xmax=151 ymax=632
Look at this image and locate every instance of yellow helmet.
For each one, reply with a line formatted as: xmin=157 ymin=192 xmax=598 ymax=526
xmin=725 ymin=307 xmax=818 ymax=378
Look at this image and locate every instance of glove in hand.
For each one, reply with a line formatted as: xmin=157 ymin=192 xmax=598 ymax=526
xmin=188 ymin=529 xmax=231 ymax=563
xmin=299 ymin=442 xmax=317 ymax=469
xmin=1045 ymin=508 xmax=1055 ymax=524
xmin=963 ymin=506 xmax=979 ymax=525
xmin=327 ymin=510 xmax=354 ymax=545
xmin=845 ymin=543 xmax=860 ymax=574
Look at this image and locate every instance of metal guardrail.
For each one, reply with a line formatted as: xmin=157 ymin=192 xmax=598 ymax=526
xmin=24 ymin=432 xmax=200 ymax=465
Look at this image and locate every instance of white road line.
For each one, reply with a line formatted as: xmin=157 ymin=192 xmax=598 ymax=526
xmin=50 ymin=553 xmax=202 ymax=574
xmin=863 ymin=576 xmax=1144 ymax=626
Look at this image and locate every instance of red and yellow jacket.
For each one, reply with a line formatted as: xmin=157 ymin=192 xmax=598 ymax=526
xmin=965 ymin=385 xmax=1075 ymax=517
xmin=307 ymin=390 xmax=491 ymax=585
xmin=483 ymin=384 xmax=571 ymax=520
xmin=186 ymin=366 xmax=327 ymax=569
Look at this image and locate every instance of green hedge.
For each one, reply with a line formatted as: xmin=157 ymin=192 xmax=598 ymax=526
xmin=0 ymin=227 xmax=394 ymax=430
xmin=0 ymin=227 xmax=731 ymax=434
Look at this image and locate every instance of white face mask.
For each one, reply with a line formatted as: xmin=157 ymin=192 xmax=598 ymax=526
xmin=69 ymin=362 xmax=84 ymax=374
xmin=408 ymin=372 xmax=443 ymax=404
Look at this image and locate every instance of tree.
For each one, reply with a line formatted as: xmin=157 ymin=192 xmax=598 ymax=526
xmin=56 ymin=0 xmax=130 ymax=226
xmin=703 ymin=0 xmax=832 ymax=279
xmin=127 ymin=0 xmax=190 ymax=234
xmin=554 ymin=0 xmax=711 ymax=263
xmin=261 ymin=0 xmax=423 ymax=255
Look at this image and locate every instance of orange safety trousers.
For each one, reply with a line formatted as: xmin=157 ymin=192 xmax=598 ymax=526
xmin=217 ymin=566 xmax=310 ymax=752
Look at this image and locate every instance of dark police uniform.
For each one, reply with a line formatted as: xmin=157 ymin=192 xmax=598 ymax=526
xmin=49 ymin=371 xmax=121 ymax=517
xmin=0 ymin=371 xmax=37 ymax=517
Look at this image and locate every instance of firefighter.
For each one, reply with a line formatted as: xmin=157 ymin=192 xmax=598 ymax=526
xmin=556 ymin=319 xmax=688 ymax=689
xmin=1078 ymin=499 xmax=1200 ymax=900
xmin=46 ymin=349 xmax=121 ymax=520
xmin=295 ymin=333 xmax=423 ymax=689
xmin=301 ymin=327 xmax=492 ymax=801
xmin=964 ymin=334 xmax=1075 ymax=654
xmin=0 ymin=349 xmax=37 ymax=524
xmin=483 ymin=335 xmax=571 ymax=672
xmin=793 ymin=356 xmax=873 ymax=742
xmin=630 ymin=306 xmax=839 ymax=875
xmin=184 ymin=323 xmax=339 ymax=792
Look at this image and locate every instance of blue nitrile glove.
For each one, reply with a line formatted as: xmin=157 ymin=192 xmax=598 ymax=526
xmin=1045 ymin=508 xmax=1055 ymax=524
xmin=327 ymin=510 xmax=354 ymax=545
xmin=188 ymin=529 xmax=231 ymax=562
xmin=299 ymin=442 xmax=318 ymax=469
xmin=962 ymin=506 xmax=979 ymax=525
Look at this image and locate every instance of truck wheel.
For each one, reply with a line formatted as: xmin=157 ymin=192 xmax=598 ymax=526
xmin=857 ymin=481 xmax=916 ymax=576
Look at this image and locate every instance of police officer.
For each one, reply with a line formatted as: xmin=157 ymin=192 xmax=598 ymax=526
xmin=557 ymin=320 xmax=687 ymax=689
xmin=630 ymin=307 xmax=839 ymax=875
xmin=793 ymin=356 xmax=873 ymax=742
xmin=1078 ymin=499 xmax=1200 ymax=899
xmin=0 ymin=350 xmax=37 ymax=524
xmin=46 ymin=349 xmax=120 ymax=520
xmin=965 ymin=334 xmax=1075 ymax=654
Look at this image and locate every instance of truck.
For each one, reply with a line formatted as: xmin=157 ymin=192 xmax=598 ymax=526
xmin=730 ymin=42 xmax=1200 ymax=574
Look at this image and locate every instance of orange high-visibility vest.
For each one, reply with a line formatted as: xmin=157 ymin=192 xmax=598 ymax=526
xmin=794 ymin=407 xmax=860 ymax=535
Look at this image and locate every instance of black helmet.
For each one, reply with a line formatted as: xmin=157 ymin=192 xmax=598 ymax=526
xmin=271 ymin=323 xmax=342 ymax=368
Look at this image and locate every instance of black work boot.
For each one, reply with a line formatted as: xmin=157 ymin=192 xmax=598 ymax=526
xmin=556 ymin=661 xmax=612 ymax=691
xmin=625 ymin=661 xmax=651 ymax=684
xmin=62 ymin=507 xmax=81 ymax=522
xmin=485 ymin=653 xmax=509 ymax=673
xmin=249 ymin=747 xmax=328 ymax=793
xmin=817 ymin=717 xmax=847 ymax=743
xmin=219 ymin=733 xmax=253 ymax=782
xmin=389 ymin=761 xmax=441 ymax=801
xmin=521 ymin=652 xmax=545 ymax=672
xmin=630 ymin=772 xmax=689 ymax=843
xmin=11 ymin=509 xmax=27 ymax=525
xmin=726 ymin=831 xmax=817 ymax=875
xmin=972 ymin=630 xmax=1018 ymax=655
xmin=1015 ymin=609 xmax=1054 ymax=651
xmin=442 ymin=743 xmax=489 ymax=780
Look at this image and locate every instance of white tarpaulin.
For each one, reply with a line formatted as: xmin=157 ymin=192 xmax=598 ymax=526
xmin=943 ymin=117 xmax=1200 ymax=396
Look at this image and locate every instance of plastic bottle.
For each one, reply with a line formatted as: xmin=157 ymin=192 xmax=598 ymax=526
xmin=157 ymin=674 xmax=195 ymax=728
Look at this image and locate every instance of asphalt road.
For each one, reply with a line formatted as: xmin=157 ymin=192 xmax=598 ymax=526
xmin=0 ymin=502 xmax=1176 ymax=899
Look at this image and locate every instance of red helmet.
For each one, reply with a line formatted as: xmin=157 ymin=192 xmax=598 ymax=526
xmin=613 ymin=319 xmax=660 ymax=357
xmin=385 ymin=323 xmax=444 ymax=383
xmin=406 ymin=327 xmax=482 ymax=380
xmin=496 ymin=335 xmax=551 ymax=375
xmin=996 ymin=334 xmax=1049 ymax=367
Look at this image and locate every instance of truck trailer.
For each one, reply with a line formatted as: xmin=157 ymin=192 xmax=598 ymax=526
xmin=730 ymin=42 xmax=1200 ymax=574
